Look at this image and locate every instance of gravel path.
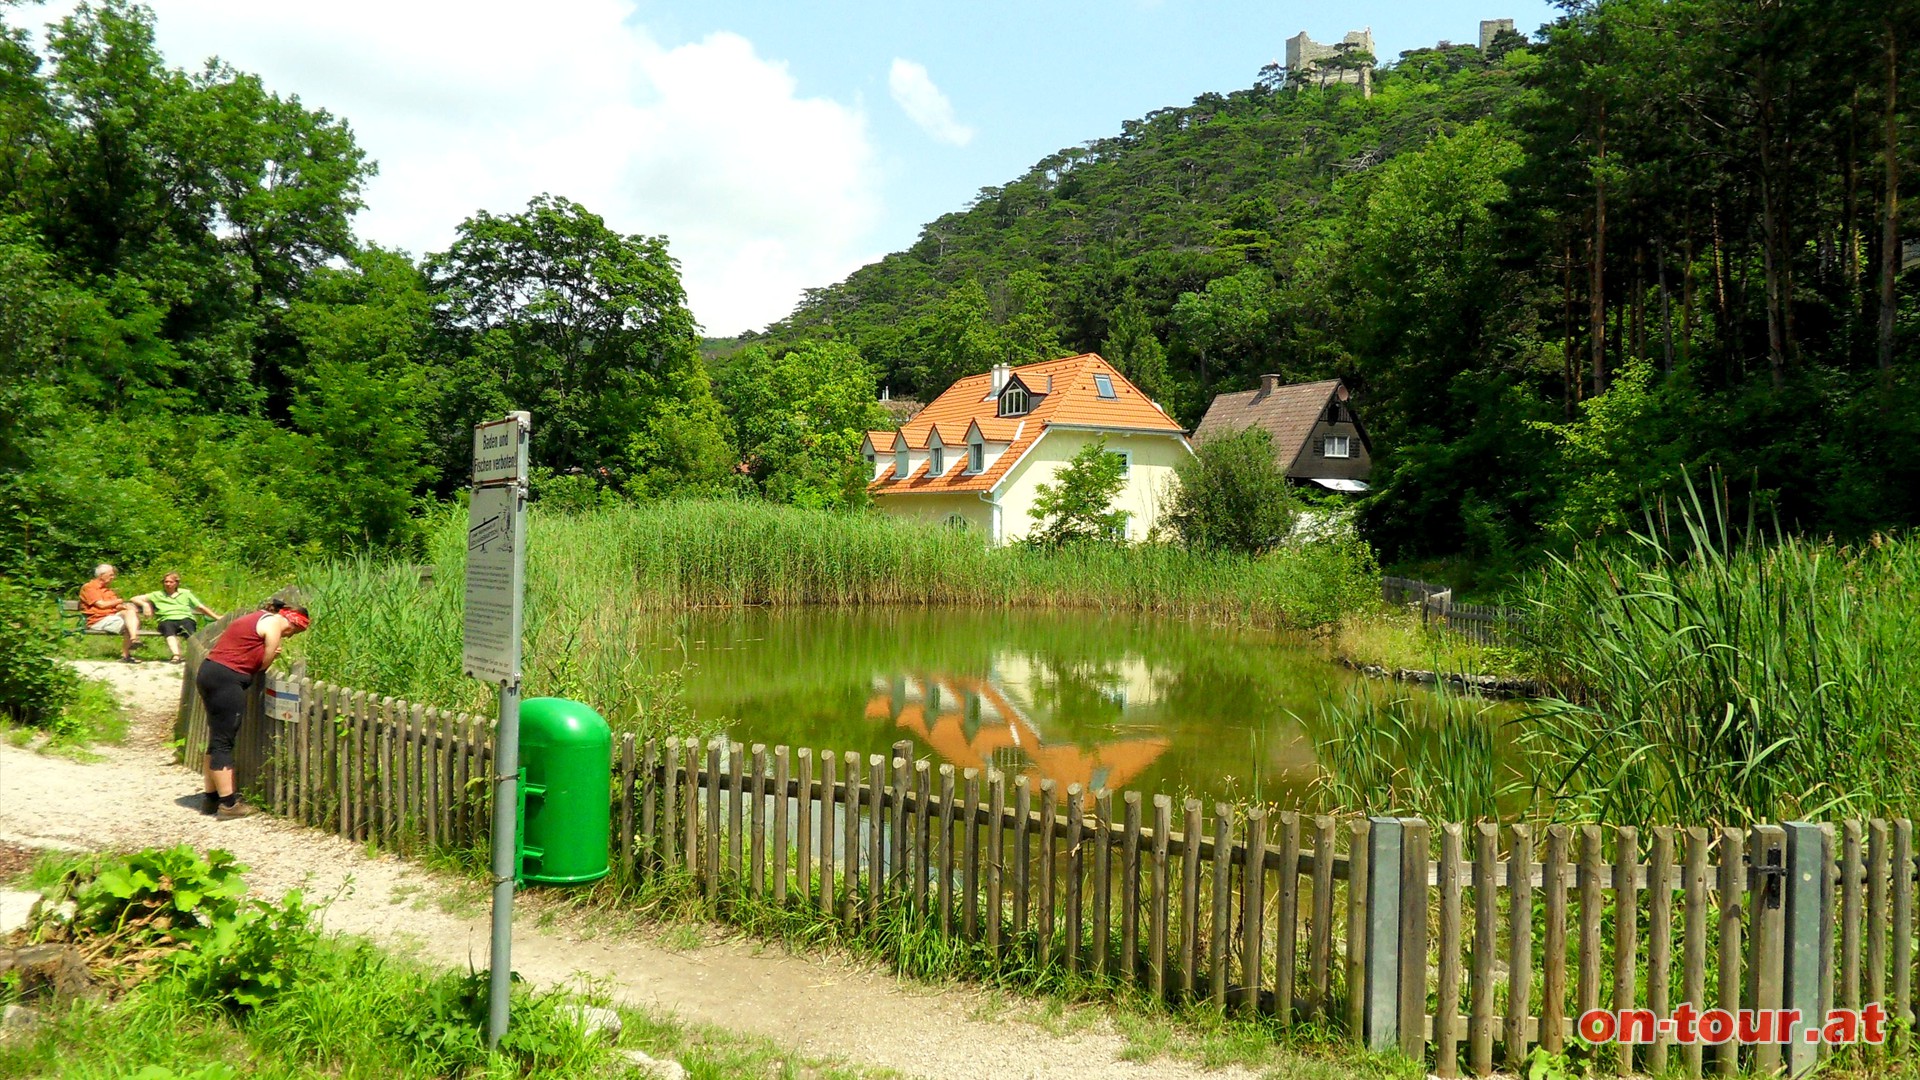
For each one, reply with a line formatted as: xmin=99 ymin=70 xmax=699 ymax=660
xmin=0 ymin=662 xmax=1257 ymax=1080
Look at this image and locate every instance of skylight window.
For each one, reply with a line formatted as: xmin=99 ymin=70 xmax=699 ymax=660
xmin=1094 ymin=374 xmax=1116 ymax=399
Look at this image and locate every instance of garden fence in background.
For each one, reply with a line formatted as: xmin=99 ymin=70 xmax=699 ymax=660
xmin=1380 ymin=577 xmax=1522 ymax=647
xmin=180 ymin=615 xmax=1907 ymax=1078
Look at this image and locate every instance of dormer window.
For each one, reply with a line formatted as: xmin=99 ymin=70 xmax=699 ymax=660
xmin=968 ymin=441 xmax=984 ymax=473
xmin=895 ymin=446 xmax=909 ymax=476
xmin=930 ymin=446 xmax=945 ymax=477
xmin=1094 ymin=374 xmax=1116 ymax=399
xmin=998 ymin=385 xmax=1029 ymax=417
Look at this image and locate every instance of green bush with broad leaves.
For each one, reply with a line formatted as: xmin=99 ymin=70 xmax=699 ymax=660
xmin=0 ymin=577 xmax=75 ymax=729
xmin=71 ymin=847 xmax=249 ymax=945
xmin=58 ymin=846 xmax=317 ymax=1011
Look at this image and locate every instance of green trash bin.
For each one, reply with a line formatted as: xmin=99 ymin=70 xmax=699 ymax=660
xmin=516 ymin=697 xmax=612 ymax=885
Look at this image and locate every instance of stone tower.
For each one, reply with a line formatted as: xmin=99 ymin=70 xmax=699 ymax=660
xmin=1479 ymin=18 xmax=1516 ymax=52
xmin=1284 ymin=28 xmax=1376 ymax=91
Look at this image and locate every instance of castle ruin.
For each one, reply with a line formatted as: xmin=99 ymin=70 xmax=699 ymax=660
xmin=1281 ymin=21 xmax=1519 ymax=95
xmin=1284 ymin=28 xmax=1376 ymax=91
xmin=1479 ymin=19 xmax=1517 ymax=51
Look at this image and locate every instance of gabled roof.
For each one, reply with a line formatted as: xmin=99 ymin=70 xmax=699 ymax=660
xmin=965 ymin=417 xmax=1020 ymax=442
xmin=864 ymin=431 xmax=897 ymax=454
xmin=1192 ymin=378 xmax=1359 ymax=467
xmin=868 ymin=353 xmax=1184 ymax=496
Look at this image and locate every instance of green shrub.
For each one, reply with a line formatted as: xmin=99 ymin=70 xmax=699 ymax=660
xmin=71 ymin=846 xmax=249 ymax=947
xmin=0 ymin=577 xmax=76 ymax=726
xmin=172 ymin=891 xmax=321 ymax=1011
xmin=1164 ymin=427 xmax=1296 ymax=555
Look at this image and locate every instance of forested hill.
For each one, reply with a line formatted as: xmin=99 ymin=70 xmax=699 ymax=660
xmin=758 ymin=2 xmax=1918 ymax=565
xmin=759 ymin=42 xmax=1535 ymax=417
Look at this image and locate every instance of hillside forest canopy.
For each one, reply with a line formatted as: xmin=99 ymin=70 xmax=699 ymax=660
xmin=1 ymin=0 xmax=1915 ymax=593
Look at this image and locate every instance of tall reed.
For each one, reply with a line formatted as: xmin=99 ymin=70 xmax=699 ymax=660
xmin=292 ymin=499 xmax=1380 ymax=727
xmin=1517 ymin=481 xmax=1920 ymax=823
xmin=1305 ymin=685 xmax=1516 ymax=821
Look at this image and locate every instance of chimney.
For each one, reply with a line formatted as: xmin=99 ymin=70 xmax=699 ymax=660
xmin=881 ymin=385 xmax=891 ymax=401
xmin=1259 ymin=373 xmax=1283 ymax=395
xmin=991 ymin=363 xmax=1011 ymax=395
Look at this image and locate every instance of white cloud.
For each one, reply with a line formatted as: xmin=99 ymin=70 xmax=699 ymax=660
xmin=887 ymin=58 xmax=974 ymax=147
xmin=35 ymin=0 xmax=884 ymax=333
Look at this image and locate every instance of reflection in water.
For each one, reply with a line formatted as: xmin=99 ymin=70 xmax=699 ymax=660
xmin=654 ymin=606 xmax=1500 ymax=808
xmin=867 ymin=665 xmax=1171 ymax=802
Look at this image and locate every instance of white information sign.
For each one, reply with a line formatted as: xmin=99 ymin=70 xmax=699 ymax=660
xmin=464 ymin=411 xmax=529 ymax=684
xmin=463 ymin=482 xmax=526 ymax=682
xmin=264 ymin=673 xmax=300 ymax=722
xmin=472 ymin=416 xmax=526 ymax=487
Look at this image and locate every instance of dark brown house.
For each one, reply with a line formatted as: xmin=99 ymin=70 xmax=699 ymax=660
xmin=1191 ymin=376 xmax=1372 ymax=491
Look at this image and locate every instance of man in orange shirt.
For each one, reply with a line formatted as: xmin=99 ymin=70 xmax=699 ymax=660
xmin=78 ymin=563 xmax=144 ymax=663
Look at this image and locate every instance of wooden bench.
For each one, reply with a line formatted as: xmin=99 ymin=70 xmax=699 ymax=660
xmin=59 ymin=599 xmax=159 ymax=639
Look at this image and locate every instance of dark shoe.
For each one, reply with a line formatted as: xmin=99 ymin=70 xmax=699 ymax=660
xmin=120 ymin=655 xmax=141 ymax=664
xmin=167 ymin=656 xmax=183 ymax=664
xmin=215 ymin=800 xmax=260 ymax=821
xmin=201 ymin=792 xmax=219 ymax=816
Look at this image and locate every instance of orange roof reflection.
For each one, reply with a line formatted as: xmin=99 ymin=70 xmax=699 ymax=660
xmin=866 ymin=674 xmax=1169 ymax=804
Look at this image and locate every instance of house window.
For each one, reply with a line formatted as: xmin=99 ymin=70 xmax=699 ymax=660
xmin=1324 ymin=435 xmax=1352 ymax=459
xmin=998 ymin=386 xmax=1029 ymax=417
xmin=930 ymin=447 xmax=945 ymax=477
xmin=944 ymin=513 xmax=970 ymax=531
xmin=1108 ymin=450 xmax=1131 ymax=475
xmin=1094 ymin=373 xmax=1116 ymax=399
xmin=895 ymin=447 xmax=909 ymax=476
xmin=968 ymin=442 xmax=984 ymax=473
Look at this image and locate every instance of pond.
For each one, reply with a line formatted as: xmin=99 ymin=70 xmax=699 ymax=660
xmin=638 ymin=606 xmax=1504 ymax=810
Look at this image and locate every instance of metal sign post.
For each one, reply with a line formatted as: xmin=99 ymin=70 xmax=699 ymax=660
xmin=465 ymin=411 xmax=530 ymax=1050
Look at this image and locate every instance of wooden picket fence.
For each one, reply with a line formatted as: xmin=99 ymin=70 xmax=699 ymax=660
xmin=1381 ymin=576 xmax=1522 ymax=646
xmin=178 ymin=633 xmax=1913 ymax=1076
xmin=175 ymin=616 xmax=494 ymax=854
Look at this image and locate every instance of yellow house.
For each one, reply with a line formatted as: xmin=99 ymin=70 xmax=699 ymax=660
xmin=862 ymin=353 xmax=1191 ymax=544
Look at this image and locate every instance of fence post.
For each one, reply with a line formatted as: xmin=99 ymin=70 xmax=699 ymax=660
xmin=1364 ymin=815 xmax=1404 ymax=1053
xmin=1781 ymin=822 xmax=1830 ymax=1077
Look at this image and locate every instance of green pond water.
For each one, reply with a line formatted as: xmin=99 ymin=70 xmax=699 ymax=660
xmin=640 ymin=607 xmax=1501 ymax=809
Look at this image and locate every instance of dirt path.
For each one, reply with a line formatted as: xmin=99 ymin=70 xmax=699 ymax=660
xmin=0 ymin=662 xmax=1257 ymax=1080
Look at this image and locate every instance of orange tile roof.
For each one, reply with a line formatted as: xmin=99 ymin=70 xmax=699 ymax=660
xmin=868 ymin=353 xmax=1185 ymax=496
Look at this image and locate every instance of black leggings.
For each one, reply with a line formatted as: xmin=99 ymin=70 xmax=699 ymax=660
xmin=195 ymin=659 xmax=251 ymax=770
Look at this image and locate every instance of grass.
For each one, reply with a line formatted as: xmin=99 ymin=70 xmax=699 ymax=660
xmin=0 ymin=673 xmax=128 ymax=752
xmin=0 ymin=940 xmax=886 ymax=1080
xmin=1303 ymin=683 xmax=1521 ymax=821
xmin=289 ymin=499 xmax=1380 ymax=726
xmin=0 ymin=850 xmax=886 ymax=1080
xmin=1514 ymin=482 xmax=1920 ymax=824
xmin=1330 ymin=610 xmax=1527 ymax=679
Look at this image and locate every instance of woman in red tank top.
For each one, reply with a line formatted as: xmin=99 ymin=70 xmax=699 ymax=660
xmin=194 ymin=599 xmax=310 ymax=819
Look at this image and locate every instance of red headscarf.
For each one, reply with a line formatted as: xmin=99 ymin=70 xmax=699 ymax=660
xmin=281 ymin=609 xmax=311 ymax=633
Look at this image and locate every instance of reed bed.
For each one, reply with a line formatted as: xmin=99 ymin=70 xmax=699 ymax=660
xmin=292 ymin=499 xmax=1380 ymax=725
xmin=1515 ymin=486 xmax=1920 ymax=824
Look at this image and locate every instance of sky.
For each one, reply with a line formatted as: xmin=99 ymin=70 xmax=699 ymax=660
xmin=22 ymin=0 xmax=1561 ymax=335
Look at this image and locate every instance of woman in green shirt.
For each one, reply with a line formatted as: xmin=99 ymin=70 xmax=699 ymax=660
xmin=133 ymin=573 xmax=221 ymax=663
